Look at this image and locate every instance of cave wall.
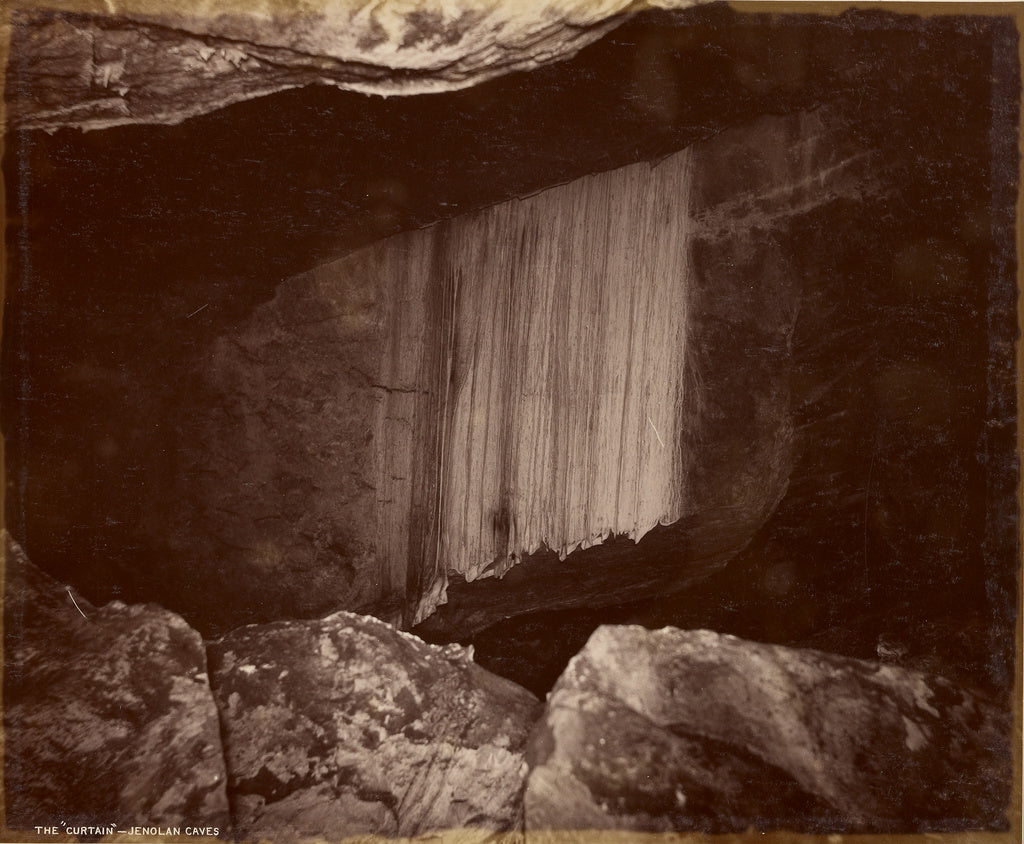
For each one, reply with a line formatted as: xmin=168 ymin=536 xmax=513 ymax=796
xmin=173 ymin=103 xmax=881 ymax=632
xmin=183 ymin=149 xmax=700 ymax=626
xmin=444 ymin=19 xmax=1020 ymax=695
xmin=3 ymin=8 xmax=1018 ymax=657
xmin=6 ymin=6 xmax=856 ymax=637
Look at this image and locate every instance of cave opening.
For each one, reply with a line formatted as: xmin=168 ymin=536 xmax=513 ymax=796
xmin=3 ymin=4 xmax=1018 ymax=708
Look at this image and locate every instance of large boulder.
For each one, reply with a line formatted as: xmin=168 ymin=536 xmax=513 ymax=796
xmin=525 ymin=626 xmax=1012 ymax=833
xmin=2 ymin=534 xmax=230 ymax=832
xmin=207 ymin=611 xmax=541 ymax=840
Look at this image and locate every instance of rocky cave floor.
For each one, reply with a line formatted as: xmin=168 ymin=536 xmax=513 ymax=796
xmin=3 ymin=531 xmax=1014 ymax=841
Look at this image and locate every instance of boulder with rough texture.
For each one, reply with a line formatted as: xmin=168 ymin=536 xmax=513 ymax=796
xmin=5 ymin=0 xmax=708 ymax=131
xmin=2 ymin=534 xmax=230 ymax=832
xmin=207 ymin=611 xmax=541 ymax=840
xmin=525 ymin=626 xmax=1012 ymax=833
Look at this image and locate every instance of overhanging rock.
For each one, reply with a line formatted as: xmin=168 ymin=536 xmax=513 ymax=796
xmin=5 ymin=0 xmax=711 ymax=131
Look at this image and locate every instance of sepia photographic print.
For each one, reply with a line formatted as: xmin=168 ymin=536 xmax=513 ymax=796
xmin=1 ymin=0 xmax=1020 ymax=841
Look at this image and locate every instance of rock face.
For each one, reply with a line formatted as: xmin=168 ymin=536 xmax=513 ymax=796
xmin=2 ymin=534 xmax=230 ymax=832
xmin=187 ymin=146 xmax=712 ymax=628
xmin=186 ymin=106 xmax=878 ymax=631
xmin=525 ymin=626 xmax=1013 ymax=833
xmin=5 ymin=0 xmax=709 ymax=131
xmin=207 ymin=611 xmax=541 ymax=840
xmin=418 ymin=104 xmax=874 ymax=639
xmin=181 ymin=106 xmax=886 ymax=634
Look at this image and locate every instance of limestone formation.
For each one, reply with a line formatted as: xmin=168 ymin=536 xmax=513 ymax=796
xmin=207 ymin=610 xmax=541 ymax=840
xmin=188 ymin=106 xmax=879 ymax=633
xmin=5 ymin=0 xmax=711 ymax=132
xmin=525 ymin=626 xmax=1012 ymax=833
xmin=2 ymin=534 xmax=230 ymax=832
xmin=190 ymin=146 xmax=703 ymax=627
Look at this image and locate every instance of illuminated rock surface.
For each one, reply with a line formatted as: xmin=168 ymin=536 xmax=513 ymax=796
xmin=524 ymin=626 xmax=1013 ymax=833
xmin=1 ymin=529 xmax=1013 ymax=837
xmin=5 ymin=0 xmax=710 ymax=131
xmin=194 ymin=147 xmax=704 ymax=627
xmin=207 ymin=611 xmax=540 ymax=839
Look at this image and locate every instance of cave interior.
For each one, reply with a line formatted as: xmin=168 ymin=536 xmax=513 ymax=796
xmin=2 ymin=3 xmax=1019 ymax=706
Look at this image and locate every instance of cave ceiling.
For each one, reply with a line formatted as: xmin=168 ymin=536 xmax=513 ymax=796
xmin=4 ymin=0 xmax=718 ymax=132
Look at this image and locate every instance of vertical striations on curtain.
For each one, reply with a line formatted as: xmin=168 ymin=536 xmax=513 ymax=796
xmin=374 ymin=150 xmax=695 ymax=624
